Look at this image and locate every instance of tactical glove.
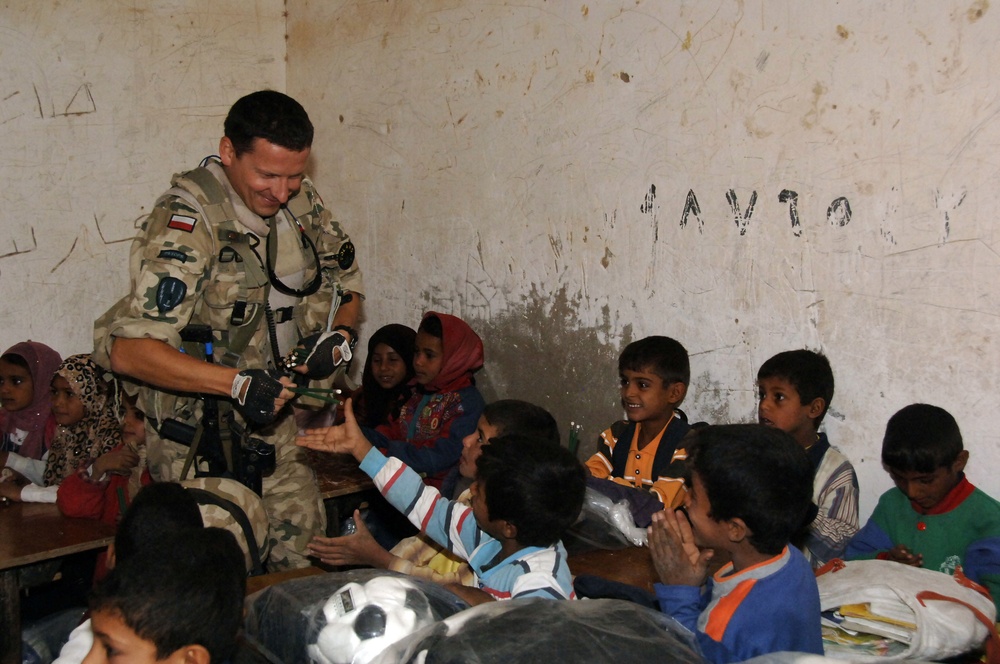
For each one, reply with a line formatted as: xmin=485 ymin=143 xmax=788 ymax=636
xmin=231 ymin=369 xmax=284 ymax=425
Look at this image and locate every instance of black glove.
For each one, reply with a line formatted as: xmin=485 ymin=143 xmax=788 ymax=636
xmin=231 ymin=369 xmax=284 ymax=425
xmin=291 ymin=331 xmax=353 ymax=379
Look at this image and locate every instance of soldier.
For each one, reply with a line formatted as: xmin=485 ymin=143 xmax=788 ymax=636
xmin=94 ymin=90 xmax=364 ymax=569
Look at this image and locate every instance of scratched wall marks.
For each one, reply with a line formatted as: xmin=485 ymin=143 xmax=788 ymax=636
xmin=0 ymin=1 xmax=287 ymax=348
xmin=290 ymin=0 xmax=1000 ymax=520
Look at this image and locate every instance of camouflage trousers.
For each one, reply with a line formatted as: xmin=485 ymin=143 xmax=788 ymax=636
xmin=147 ymin=412 xmax=326 ymax=571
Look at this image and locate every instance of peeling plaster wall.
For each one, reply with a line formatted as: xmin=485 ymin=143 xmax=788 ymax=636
xmin=289 ymin=0 xmax=1000 ymax=520
xmin=0 ymin=1 xmax=285 ymax=349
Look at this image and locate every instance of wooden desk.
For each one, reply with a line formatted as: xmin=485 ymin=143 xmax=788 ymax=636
xmin=307 ymin=450 xmax=376 ymax=536
xmin=308 ymin=450 xmax=374 ymax=499
xmin=568 ymin=545 xmax=659 ymax=593
xmin=0 ymin=502 xmax=116 ymax=664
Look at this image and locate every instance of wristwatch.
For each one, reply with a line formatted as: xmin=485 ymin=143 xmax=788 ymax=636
xmin=333 ymin=325 xmax=358 ymax=351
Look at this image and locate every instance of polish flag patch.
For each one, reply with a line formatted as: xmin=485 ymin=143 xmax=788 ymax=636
xmin=167 ymin=214 xmax=197 ymax=233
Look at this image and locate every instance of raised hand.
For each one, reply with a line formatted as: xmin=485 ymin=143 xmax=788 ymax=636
xmin=297 ymin=398 xmax=372 ymax=461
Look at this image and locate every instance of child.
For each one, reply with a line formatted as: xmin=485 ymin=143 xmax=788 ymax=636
xmin=85 ymin=527 xmax=246 ymax=664
xmin=757 ymin=349 xmax=859 ymax=567
xmin=299 ymin=399 xmax=585 ymax=604
xmin=363 ymin=312 xmax=485 ymax=496
xmin=57 ymin=393 xmax=148 ymax=525
xmin=0 ymin=355 xmax=123 ymax=503
xmin=586 ymin=336 xmax=691 ymax=508
xmin=307 ymin=399 xmax=560 ymax=587
xmin=846 ymin=403 xmax=1000 ymax=613
xmin=0 ymin=341 xmax=62 ymax=480
xmin=353 ymin=323 xmax=417 ymax=428
xmin=53 ymin=481 xmax=206 ymax=664
xmin=649 ymin=424 xmax=822 ymax=663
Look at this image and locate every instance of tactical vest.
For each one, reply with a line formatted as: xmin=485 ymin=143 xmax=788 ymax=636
xmin=165 ymin=165 xmax=322 ymax=368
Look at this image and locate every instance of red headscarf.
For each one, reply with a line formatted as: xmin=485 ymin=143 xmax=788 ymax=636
xmin=420 ymin=312 xmax=484 ymax=393
xmin=1 ymin=341 xmax=63 ymax=460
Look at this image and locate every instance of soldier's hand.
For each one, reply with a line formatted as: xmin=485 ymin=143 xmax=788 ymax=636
xmin=288 ymin=331 xmax=352 ymax=378
xmin=231 ymin=369 xmax=290 ymax=424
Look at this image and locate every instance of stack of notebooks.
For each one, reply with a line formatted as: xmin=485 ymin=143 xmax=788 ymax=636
xmin=821 ymin=601 xmax=916 ymax=657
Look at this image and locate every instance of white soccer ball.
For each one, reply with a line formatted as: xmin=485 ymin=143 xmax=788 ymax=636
xmin=308 ymin=576 xmax=436 ymax=664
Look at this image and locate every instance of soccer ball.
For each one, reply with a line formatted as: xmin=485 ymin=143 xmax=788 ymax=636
xmin=308 ymin=576 xmax=436 ymax=664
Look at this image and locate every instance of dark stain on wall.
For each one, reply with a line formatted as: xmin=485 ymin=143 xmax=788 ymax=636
xmin=472 ymin=285 xmax=628 ymax=459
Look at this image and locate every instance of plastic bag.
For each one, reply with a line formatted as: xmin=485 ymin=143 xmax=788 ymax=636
xmin=372 ymin=597 xmax=705 ymax=663
xmin=563 ymin=486 xmax=649 ymax=552
xmin=816 ymin=559 xmax=999 ymax=662
xmin=243 ymin=569 xmax=467 ymax=664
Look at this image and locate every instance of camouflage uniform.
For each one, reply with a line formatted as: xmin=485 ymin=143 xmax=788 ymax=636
xmin=95 ymin=161 xmax=364 ymax=569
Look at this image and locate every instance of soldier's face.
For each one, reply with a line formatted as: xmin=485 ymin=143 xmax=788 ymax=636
xmin=219 ymin=136 xmax=309 ymax=218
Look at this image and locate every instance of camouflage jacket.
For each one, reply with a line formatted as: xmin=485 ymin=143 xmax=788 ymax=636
xmin=94 ymin=162 xmax=364 ymax=477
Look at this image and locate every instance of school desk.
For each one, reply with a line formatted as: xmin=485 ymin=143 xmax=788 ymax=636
xmin=0 ymin=501 xmax=115 ymax=664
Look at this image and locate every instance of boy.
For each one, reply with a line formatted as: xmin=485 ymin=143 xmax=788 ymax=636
xmin=54 ymin=482 xmax=206 ymax=664
xmin=299 ymin=399 xmax=585 ymax=604
xmin=85 ymin=527 xmax=246 ymax=664
xmin=307 ymin=399 xmax=561 ymax=587
xmin=650 ymin=424 xmax=822 ymax=664
xmin=757 ymin=349 xmax=859 ymax=567
xmin=846 ymin=403 xmax=1000 ymax=613
xmin=586 ymin=336 xmax=691 ymax=508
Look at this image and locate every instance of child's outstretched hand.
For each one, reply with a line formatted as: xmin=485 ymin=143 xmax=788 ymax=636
xmin=648 ymin=508 xmax=713 ymax=587
xmin=884 ymin=544 xmax=923 ymax=567
xmin=297 ymin=398 xmax=372 ymax=462
xmin=307 ymin=509 xmax=393 ymax=568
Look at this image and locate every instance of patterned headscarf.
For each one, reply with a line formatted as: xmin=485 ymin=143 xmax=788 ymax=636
xmin=43 ymin=354 xmax=123 ymax=486
xmin=1 ymin=341 xmax=62 ymax=460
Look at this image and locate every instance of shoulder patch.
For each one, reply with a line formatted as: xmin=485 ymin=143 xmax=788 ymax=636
xmin=157 ymin=249 xmax=190 ymax=263
xmin=156 ymin=277 xmax=188 ymax=313
xmin=168 ymin=214 xmax=197 ymax=233
xmin=337 ymin=241 xmax=355 ymax=270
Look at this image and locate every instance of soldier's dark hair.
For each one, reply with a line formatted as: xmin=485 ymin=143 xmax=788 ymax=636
xmin=90 ymin=528 xmax=246 ymax=662
xmin=477 ymin=434 xmax=586 ymax=547
xmin=224 ymin=90 xmax=314 ymax=156
xmin=619 ymin=336 xmax=690 ymax=386
xmin=882 ymin=403 xmax=963 ymax=473
xmin=687 ymin=424 xmax=814 ymax=556
xmin=757 ymin=349 xmax=835 ymax=427
xmin=481 ymin=400 xmax=560 ymax=445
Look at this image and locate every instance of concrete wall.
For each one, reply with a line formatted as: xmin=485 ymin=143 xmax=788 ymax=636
xmin=2 ymin=1 xmax=997 ymax=520
xmin=0 ymin=0 xmax=285 ymax=346
xmin=289 ymin=0 xmax=1000 ymax=519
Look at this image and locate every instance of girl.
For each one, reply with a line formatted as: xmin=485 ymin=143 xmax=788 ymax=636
xmin=365 ymin=312 xmax=485 ymax=495
xmin=0 ymin=354 xmax=123 ymax=503
xmin=353 ymin=324 xmax=417 ymax=428
xmin=0 ymin=341 xmax=62 ymax=482
xmin=57 ymin=393 xmax=149 ymax=524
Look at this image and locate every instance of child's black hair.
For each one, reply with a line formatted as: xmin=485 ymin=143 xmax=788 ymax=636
xmin=881 ymin=403 xmax=963 ymax=473
xmin=0 ymin=353 xmax=29 ymax=371
xmin=481 ymin=400 xmax=561 ymax=445
xmin=90 ymin=527 xmax=246 ymax=662
xmin=618 ymin=336 xmax=690 ymax=386
xmin=688 ymin=424 xmax=814 ymax=556
xmin=476 ymin=434 xmax=586 ymax=547
xmin=115 ymin=482 xmax=204 ymax=563
xmin=224 ymin=90 xmax=313 ymax=156
xmin=757 ymin=349 xmax=835 ymax=426
xmin=418 ymin=314 xmax=443 ymax=339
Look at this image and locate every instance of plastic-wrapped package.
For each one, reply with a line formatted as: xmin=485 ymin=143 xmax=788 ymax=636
xmin=564 ymin=485 xmax=650 ymax=552
xmin=243 ymin=570 xmax=468 ymax=664
xmin=372 ymin=597 xmax=706 ymax=664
